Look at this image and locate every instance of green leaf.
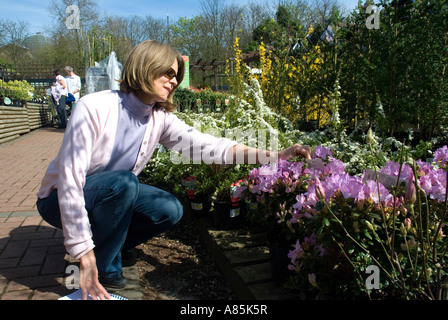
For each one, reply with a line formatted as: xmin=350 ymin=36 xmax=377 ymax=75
xmin=363 ymin=229 xmax=372 ymax=240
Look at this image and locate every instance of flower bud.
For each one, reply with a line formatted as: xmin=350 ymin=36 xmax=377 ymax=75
xmin=365 ymin=220 xmax=375 ymax=231
xmin=308 ymin=273 xmax=318 ymax=288
xmin=401 ymin=206 xmax=408 ymax=217
xmin=425 ymin=268 xmax=433 ymax=280
xmin=366 ymin=128 xmax=374 ymax=145
xmin=400 ymin=223 xmax=407 ymax=236
xmin=404 ymin=218 xmax=411 ymax=230
xmin=315 ymin=178 xmax=326 ymax=202
xmin=405 ymin=180 xmax=417 ymax=204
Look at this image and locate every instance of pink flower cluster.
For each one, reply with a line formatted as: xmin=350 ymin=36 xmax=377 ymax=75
xmin=236 ymin=144 xmax=448 ymax=281
xmin=287 ymin=233 xmax=326 ymax=272
xmin=434 ymin=145 xmax=448 ymax=166
xmin=234 ymin=160 xmax=305 ymax=199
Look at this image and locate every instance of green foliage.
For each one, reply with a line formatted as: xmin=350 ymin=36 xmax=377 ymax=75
xmin=252 ymin=4 xmax=305 ymax=52
xmin=0 ymin=79 xmax=34 ymax=102
xmin=339 ymin=0 xmax=448 ymax=139
xmin=174 ymin=87 xmax=231 ymax=113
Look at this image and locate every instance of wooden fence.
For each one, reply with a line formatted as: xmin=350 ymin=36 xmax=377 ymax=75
xmin=0 ymin=102 xmax=52 ymax=144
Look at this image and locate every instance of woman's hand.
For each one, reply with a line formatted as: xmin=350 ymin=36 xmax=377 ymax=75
xmin=278 ymin=144 xmax=312 ymax=160
xmin=79 ymin=250 xmax=111 ymax=300
xmin=231 ymin=144 xmax=311 ymax=164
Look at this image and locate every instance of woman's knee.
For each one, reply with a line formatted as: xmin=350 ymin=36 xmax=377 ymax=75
xmin=111 ymin=171 xmax=140 ymax=200
xmin=165 ymin=195 xmax=183 ymax=225
xmin=134 ymin=184 xmax=184 ymax=226
xmin=36 ymin=192 xmax=63 ymax=229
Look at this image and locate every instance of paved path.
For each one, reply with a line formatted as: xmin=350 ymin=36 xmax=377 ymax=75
xmin=0 ymin=127 xmax=141 ymax=300
xmin=0 ymin=127 xmax=62 ymax=213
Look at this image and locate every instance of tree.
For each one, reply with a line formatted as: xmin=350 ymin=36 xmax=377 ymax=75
xmin=338 ymin=0 xmax=448 ymax=139
xmin=47 ymin=0 xmax=100 ymax=67
xmin=170 ymin=17 xmax=203 ymax=60
xmin=196 ymin=0 xmax=231 ymax=60
xmin=239 ymin=1 xmax=274 ymax=51
xmin=0 ymin=19 xmax=30 ymax=65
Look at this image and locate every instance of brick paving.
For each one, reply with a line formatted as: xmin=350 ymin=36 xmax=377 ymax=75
xmin=0 ymin=127 xmax=64 ymax=213
xmin=0 ymin=128 xmax=74 ymax=300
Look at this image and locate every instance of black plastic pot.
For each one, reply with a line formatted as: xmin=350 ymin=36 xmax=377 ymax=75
xmin=212 ymin=201 xmax=243 ymax=230
xmin=188 ymin=194 xmax=211 ymax=218
xmin=266 ymin=229 xmax=295 ymax=286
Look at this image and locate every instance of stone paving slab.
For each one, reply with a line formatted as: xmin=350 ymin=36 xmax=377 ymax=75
xmin=0 ymin=211 xmax=73 ymax=300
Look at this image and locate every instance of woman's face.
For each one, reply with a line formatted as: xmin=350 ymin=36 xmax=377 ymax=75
xmin=137 ymin=59 xmax=179 ymax=105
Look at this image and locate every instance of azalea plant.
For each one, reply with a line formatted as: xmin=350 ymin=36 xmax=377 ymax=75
xmin=236 ymin=144 xmax=448 ymax=300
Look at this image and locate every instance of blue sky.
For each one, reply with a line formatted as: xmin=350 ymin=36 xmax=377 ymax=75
xmin=0 ymin=0 xmax=360 ymax=36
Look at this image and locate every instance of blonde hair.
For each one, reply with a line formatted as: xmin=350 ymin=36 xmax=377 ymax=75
xmin=120 ymin=40 xmax=185 ymax=112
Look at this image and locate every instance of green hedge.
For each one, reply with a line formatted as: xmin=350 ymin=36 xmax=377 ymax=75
xmin=174 ymin=87 xmax=231 ymax=113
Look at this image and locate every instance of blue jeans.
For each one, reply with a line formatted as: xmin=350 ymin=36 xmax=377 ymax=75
xmin=36 ymin=170 xmax=183 ymax=279
xmin=53 ymin=95 xmax=67 ymax=128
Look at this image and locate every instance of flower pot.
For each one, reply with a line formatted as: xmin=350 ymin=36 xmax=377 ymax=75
xmin=182 ymin=176 xmax=197 ymax=200
xmin=212 ymin=201 xmax=242 ymax=230
xmin=267 ymin=230 xmax=295 ymax=286
xmin=188 ymin=194 xmax=211 ymax=218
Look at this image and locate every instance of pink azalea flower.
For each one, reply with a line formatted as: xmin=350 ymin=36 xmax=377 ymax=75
xmin=312 ymin=145 xmax=332 ymax=160
xmin=234 ymin=185 xmax=246 ymax=198
xmin=288 ymin=239 xmax=304 ymax=262
xmin=420 ymin=169 xmax=447 ymax=202
xmin=290 ymin=209 xmax=305 ymax=223
xmin=293 ymin=194 xmax=306 ymax=211
xmin=416 ymin=159 xmax=433 ymax=175
xmin=434 ymin=145 xmax=448 ymax=166
xmin=258 ymin=163 xmax=278 ymax=176
xmin=380 ymin=161 xmax=414 ymax=181
xmin=364 ymin=180 xmax=392 ymax=205
xmin=289 ymin=161 xmax=305 ymax=179
xmin=323 ymin=158 xmax=346 ymax=176
xmin=307 ymin=187 xmax=319 ymax=206
xmin=340 ymin=174 xmax=365 ymax=200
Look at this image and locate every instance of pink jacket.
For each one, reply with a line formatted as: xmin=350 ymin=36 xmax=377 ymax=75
xmin=37 ymin=90 xmax=237 ymax=259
